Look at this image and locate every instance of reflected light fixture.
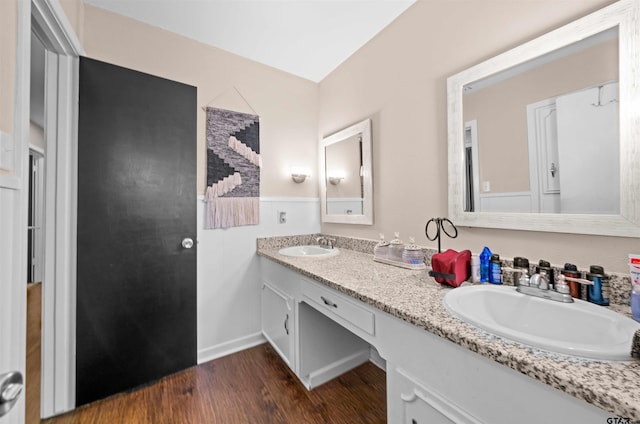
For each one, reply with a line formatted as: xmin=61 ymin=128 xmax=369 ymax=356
xmin=328 ymin=170 xmax=346 ymax=185
xmin=328 ymin=176 xmax=343 ymax=185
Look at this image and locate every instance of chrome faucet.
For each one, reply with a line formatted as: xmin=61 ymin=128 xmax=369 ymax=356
xmin=316 ymin=236 xmax=336 ymax=249
xmin=516 ymin=270 xmax=574 ymax=303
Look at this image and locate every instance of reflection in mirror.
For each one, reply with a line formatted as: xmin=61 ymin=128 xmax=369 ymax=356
xmin=320 ymin=118 xmax=373 ymax=225
xmin=463 ymin=28 xmax=619 ymax=214
xmin=448 ymin=0 xmax=640 ymax=237
xmin=325 ymin=133 xmax=363 ymax=215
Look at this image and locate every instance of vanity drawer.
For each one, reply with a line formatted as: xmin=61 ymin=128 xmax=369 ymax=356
xmin=300 ymin=279 xmax=375 ymax=336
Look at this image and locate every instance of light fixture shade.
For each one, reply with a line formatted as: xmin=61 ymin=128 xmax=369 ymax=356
xmin=328 ymin=176 xmax=343 ymax=185
xmin=291 ymin=167 xmax=311 ymax=183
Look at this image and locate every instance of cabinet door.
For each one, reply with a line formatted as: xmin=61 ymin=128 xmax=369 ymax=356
xmin=261 ymin=281 xmax=294 ymax=368
xmin=388 ymin=366 xmax=483 ymax=424
xmin=403 ymin=393 xmax=458 ymax=424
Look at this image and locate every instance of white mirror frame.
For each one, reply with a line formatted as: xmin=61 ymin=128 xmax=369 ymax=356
xmin=448 ymin=0 xmax=640 ymax=237
xmin=320 ymin=118 xmax=373 ymax=225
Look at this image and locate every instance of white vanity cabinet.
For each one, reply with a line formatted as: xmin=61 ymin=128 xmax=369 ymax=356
xmin=260 ymin=256 xmax=613 ymax=424
xmin=261 ymin=281 xmax=295 ymax=368
xmin=260 ymin=260 xmax=300 ymax=370
xmin=297 ymin=282 xmax=373 ymax=389
xmin=260 ymin=258 xmax=372 ymax=387
xmin=377 ymin=312 xmax=610 ymax=424
xmin=387 ymin=364 xmax=483 ymax=424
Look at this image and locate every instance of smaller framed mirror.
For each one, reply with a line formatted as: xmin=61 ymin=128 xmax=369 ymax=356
xmin=320 ymin=118 xmax=373 ymax=225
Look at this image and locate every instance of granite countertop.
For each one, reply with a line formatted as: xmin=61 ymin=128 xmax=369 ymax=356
xmin=257 ymin=236 xmax=640 ymax=421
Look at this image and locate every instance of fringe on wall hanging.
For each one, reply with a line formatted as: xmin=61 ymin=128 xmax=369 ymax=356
xmin=205 ymin=107 xmax=260 ymax=229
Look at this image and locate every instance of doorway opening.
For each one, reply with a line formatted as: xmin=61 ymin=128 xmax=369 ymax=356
xmin=27 ymin=150 xmax=44 ymax=284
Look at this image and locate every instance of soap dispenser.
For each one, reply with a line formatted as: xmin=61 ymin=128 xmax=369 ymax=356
xmin=402 ymin=237 xmax=424 ymax=265
xmin=374 ymin=233 xmax=390 ymax=260
xmin=389 ymin=232 xmax=404 ymax=262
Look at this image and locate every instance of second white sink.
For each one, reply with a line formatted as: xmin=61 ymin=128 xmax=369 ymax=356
xmin=444 ymin=284 xmax=640 ymax=361
xmin=278 ymin=245 xmax=339 ymax=258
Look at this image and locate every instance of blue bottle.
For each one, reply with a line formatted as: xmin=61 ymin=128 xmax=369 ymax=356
xmin=586 ymin=265 xmax=609 ymax=306
xmin=489 ymin=254 xmax=502 ymax=284
xmin=479 ymin=247 xmax=492 ymax=283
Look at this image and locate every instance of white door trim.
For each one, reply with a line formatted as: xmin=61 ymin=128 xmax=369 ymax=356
xmin=463 ymin=120 xmax=480 ymax=212
xmin=30 ymin=0 xmax=83 ymax=418
xmin=0 ymin=0 xmax=31 ymax=422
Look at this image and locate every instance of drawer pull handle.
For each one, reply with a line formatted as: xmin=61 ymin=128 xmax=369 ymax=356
xmin=321 ymin=296 xmax=338 ymax=308
xmin=284 ymin=314 xmax=289 ymax=335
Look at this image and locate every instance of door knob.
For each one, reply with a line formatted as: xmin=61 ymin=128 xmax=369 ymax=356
xmin=0 ymin=371 xmax=23 ymax=417
xmin=182 ymin=238 xmax=194 ymax=249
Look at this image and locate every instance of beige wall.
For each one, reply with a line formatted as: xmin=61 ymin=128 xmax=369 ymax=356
xmin=59 ymin=0 xmax=85 ymax=44
xmin=319 ymin=0 xmax=638 ymax=273
xmin=79 ymin=4 xmax=319 ymax=198
xmin=465 ymin=38 xmax=618 ymax=193
xmin=0 ymin=0 xmax=17 ymax=135
xmin=62 ymin=1 xmax=638 ymax=272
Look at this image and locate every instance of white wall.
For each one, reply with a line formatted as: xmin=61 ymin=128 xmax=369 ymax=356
xmin=197 ymin=197 xmax=320 ymax=363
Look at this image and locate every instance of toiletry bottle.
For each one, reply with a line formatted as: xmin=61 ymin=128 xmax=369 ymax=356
xmin=374 ymin=233 xmax=390 ymax=260
xmin=513 ymin=257 xmax=529 ymax=287
xmin=479 ymin=246 xmax=492 ymax=283
xmin=402 ymin=237 xmax=424 ymax=265
xmin=471 ymin=255 xmax=480 ymax=283
xmin=632 ymin=281 xmax=640 ymax=323
xmin=536 ymin=260 xmax=555 ymax=290
xmin=389 ymin=232 xmax=404 ymax=262
xmin=562 ymin=263 xmax=581 ymax=299
xmin=586 ymin=265 xmax=609 ymax=306
xmin=630 ymin=254 xmax=640 ymax=322
xmin=489 ymin=254 xmax=502 ymax=284
xmin=518 ymin=268 xmax=530 ymax=287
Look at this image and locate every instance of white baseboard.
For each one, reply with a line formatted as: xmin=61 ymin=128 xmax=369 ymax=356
xmin=304 ymin=349 xmax=371 ymax=390
xmin=197 ymin=332 xmax=266 ymax=364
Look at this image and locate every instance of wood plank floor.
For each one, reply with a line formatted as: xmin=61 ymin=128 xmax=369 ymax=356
xmin=42 ymin=343 xmax=386 ymax=424
xmin=27 ymin=283 xmax=42 ymax=424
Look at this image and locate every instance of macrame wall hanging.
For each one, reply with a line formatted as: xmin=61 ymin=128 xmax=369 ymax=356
xmin=205 ymin=106 xmax=260 ymax=229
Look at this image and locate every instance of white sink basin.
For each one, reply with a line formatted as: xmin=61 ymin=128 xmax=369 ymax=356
xmin=278 ymin=245 xmax=339 ymax=258
xmin=443 ymin=284 xmax=640 ymax=361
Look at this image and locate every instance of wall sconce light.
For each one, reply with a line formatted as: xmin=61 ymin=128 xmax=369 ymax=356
xmin=328 ymin=170 xmax=345 ymax=185
xmin=291 ymin=167 xmax=311 ymax=183
xmin=328 ymin=176 xmax=343 ymax=185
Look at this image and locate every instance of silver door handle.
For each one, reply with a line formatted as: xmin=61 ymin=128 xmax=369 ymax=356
xmin=0 ymin=371 xmax=23 ymax=418
xmin=182 ymin=238 xmax=194 ymax=249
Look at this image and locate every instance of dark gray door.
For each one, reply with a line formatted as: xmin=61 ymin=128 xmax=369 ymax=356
xmin=76 ymin=57 xmax=197 ymax=406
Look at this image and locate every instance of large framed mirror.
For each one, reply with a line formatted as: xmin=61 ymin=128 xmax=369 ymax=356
xmin=448 ymin=0 xmax=640 ymax=237
xmin=320 ymin=118 xmax=373 ymax=224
